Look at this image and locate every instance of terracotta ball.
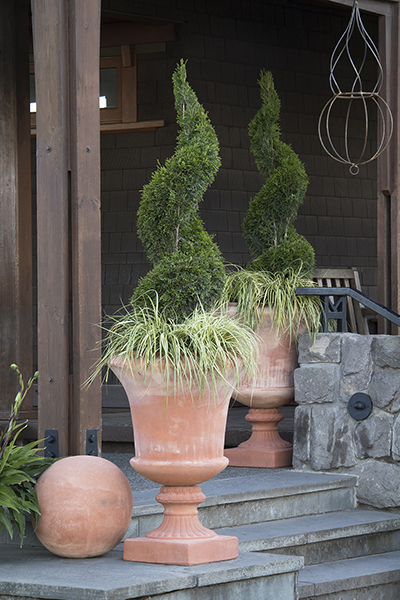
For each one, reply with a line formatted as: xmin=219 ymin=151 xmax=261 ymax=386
xmin=34 ymin=455 xmax=133 ymax=558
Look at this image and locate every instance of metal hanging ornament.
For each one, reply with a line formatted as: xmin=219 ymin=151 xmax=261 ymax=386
xmin=318 ymin=0 xmax=393 ymax=175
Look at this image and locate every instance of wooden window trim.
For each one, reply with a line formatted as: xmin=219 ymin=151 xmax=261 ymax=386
xmin=31 ymin=43 xmax=165 ymax=135
xmin=99 ymin=56 xmax=122 ymax=124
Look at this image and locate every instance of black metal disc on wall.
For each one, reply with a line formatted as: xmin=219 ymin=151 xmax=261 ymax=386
xmin=347 ymin=392 xmax=373 ymax=421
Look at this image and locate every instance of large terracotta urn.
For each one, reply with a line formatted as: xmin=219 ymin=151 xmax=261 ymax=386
xmin=225 ymin=307 xmax=301 ymax=468
xmin=110 ymin=356 xmax=239 ymax=566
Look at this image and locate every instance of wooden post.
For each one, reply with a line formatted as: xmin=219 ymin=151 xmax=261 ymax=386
xmin=69 ymin=0 xmax=102 ymax=455
xmin=377 ymin=4 xmax=400 ymax=331
xmin=32 ymin=0 xmax=101 ymax=455
xmin=32 ymin=0 xmax=70 ymax=455
xmin=0 ymin=0 xmax=33 ymax=416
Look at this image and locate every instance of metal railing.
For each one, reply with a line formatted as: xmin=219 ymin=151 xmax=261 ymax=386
xmin=296 ymin=286 xmax=400 ymax=332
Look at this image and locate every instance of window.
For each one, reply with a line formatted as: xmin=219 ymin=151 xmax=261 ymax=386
xmin=29 ymin=13 xmax=175 ymax=135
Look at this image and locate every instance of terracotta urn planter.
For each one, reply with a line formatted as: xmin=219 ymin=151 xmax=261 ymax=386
xmin=110 ymin=356 xmax=239 ymax=566
xmin=225 ymin=307 xmax=302 ymax=468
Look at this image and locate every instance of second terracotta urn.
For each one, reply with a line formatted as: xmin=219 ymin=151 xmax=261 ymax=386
xmin=225 ymin=307 xmax=300 ymax=468
xmin=110 ymin=356 xmax=239 ymax=566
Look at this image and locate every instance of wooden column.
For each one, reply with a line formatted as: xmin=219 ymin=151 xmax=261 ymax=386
xmin=377 ymin=3 xmax=400 ymax=331
xmin=32 ymin=0 xmax=101 ymax=455
xmin=0 ymin=0 xmax=33 ymax=415
xmin=32 ymin=0 xmax=70 ymax=455
xmin=69 ymin=0 xmax=102 ymax=455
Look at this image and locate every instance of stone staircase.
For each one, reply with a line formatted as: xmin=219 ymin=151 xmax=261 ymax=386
xmin=129 ymin=468 xmax=400 ymax=599
xmin=1 ymin=467 xmax=399 ymax=599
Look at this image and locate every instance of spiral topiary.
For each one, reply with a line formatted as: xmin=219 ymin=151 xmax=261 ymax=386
xmin=132 ymin=60 xmax=225 ymax=320
xmin=243 ymin=70 xmax=315 ymax=276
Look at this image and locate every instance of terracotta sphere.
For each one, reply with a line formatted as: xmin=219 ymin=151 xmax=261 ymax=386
xmin=34 ymin=455 xmax=133 ymax=558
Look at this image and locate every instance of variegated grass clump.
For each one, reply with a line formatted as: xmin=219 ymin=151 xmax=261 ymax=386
xmin=223 ymin=265 xmax=322 ymax=338
xmin=88 ymin=297 xmax=258 ymax=401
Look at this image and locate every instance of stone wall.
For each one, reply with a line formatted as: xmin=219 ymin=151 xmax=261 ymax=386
xmin=293 ymin=333 xmax=400 ymax=509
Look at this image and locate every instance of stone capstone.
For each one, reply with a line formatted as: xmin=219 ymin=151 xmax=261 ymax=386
xmin=353 ymin=410 xmax=393 ymax=459
xmin=298 ymin=333 xmax=341 ymax=364
xmin=310 ymin=405 xmax=356 ymax=470
xmin=294 ymin=364 xmax=339 ymax=404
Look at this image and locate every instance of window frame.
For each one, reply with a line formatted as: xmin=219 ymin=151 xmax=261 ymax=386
xmin=99 ymin=56 xmax=122 ymax=124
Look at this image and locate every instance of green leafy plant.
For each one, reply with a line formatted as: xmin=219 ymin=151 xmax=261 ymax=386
xmin=0 ymin=365 xmax=53 ymax=545
xmin=224 ymin=70 xmax=321 ymax=334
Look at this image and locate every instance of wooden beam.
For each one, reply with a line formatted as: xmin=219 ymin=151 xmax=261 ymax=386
xmin=68 ymin=0 xmax=102 ymax=455
xmin=32 ymin=0 xmax=70 ymax=455
xmin=32 ymin=120 xmax=166 ymax=137
xmin=0 ymin=0 xmax=33 ymax=416
xmin=326 ymin=0 xmax=393 ymax=16
xmin=101 ymin=22 xmax=175 ymax=47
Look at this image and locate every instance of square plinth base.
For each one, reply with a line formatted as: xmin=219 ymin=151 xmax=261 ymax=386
xmin=225 ymin=446 xmax=293 ymax=468
xmin=123 ymin=534 xmax=239 ymax=566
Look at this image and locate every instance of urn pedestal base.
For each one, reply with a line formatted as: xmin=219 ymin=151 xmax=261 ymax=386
xmin=224 ymin=408 xmax=293 ymax=468
xmin=123 ymin=485 xmax=239 ymax=566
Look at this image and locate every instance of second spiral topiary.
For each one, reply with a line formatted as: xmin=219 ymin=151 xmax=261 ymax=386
xmin=243 ymin=70 xmax=315 ymax=276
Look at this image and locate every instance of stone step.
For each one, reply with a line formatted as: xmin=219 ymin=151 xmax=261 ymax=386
xmin=0 ymin=545 xmax=303 ymax=600
xmin=126 ymin=469 xmax=357 ymax=538
xmin=298 ymin=550 xmax=400 ymax=599
xmin=0 ymin=469 xmax=357 ymax=548
xmin=214 ymin=508 xmax=400 ymax=565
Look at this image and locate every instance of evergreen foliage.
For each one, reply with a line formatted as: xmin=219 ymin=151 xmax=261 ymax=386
xmin=247 ymin=224 xmax=315 ymax=276
xmin=133 ymin=60 xmax=225 ymax=319
xmin=88 ymin=61 xmax=258 ymax=395
xmin=243 ymin=70 xmax=314 ymax=277
xmin=0 ymin=366 xmax=54 ymax=544
xmin=223 ymin=71 xmax=321 ymax=334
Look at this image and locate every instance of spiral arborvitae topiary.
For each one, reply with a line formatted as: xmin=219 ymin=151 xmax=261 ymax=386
xmin=132 ymin=60 xmax=225 ymax=320
xmin=243 ymin=70 xmax=315 ymax=276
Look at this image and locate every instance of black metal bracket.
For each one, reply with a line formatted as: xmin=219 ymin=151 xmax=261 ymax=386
xmin=348 ymin=392 xmax=373 ymax=421
xmin=44 ymin=429 xmax=59 ymax=458
xmin=296 ymin=286 xmax=400 ymax=330
xmin=85 ymin=429 xmax=99 ymax=456
xmin=322 ymin=295 xmax=347 ymax=332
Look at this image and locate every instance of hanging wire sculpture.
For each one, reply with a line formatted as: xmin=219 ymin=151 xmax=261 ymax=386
xmin=318 ymin=0 xmax=393 ymax=175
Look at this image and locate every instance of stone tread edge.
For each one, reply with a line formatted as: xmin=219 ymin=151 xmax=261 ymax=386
xmin=215 ymin=509 xmax=400 ymax=552
xmin=298 ymin=550 xmax=400 ymax=598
